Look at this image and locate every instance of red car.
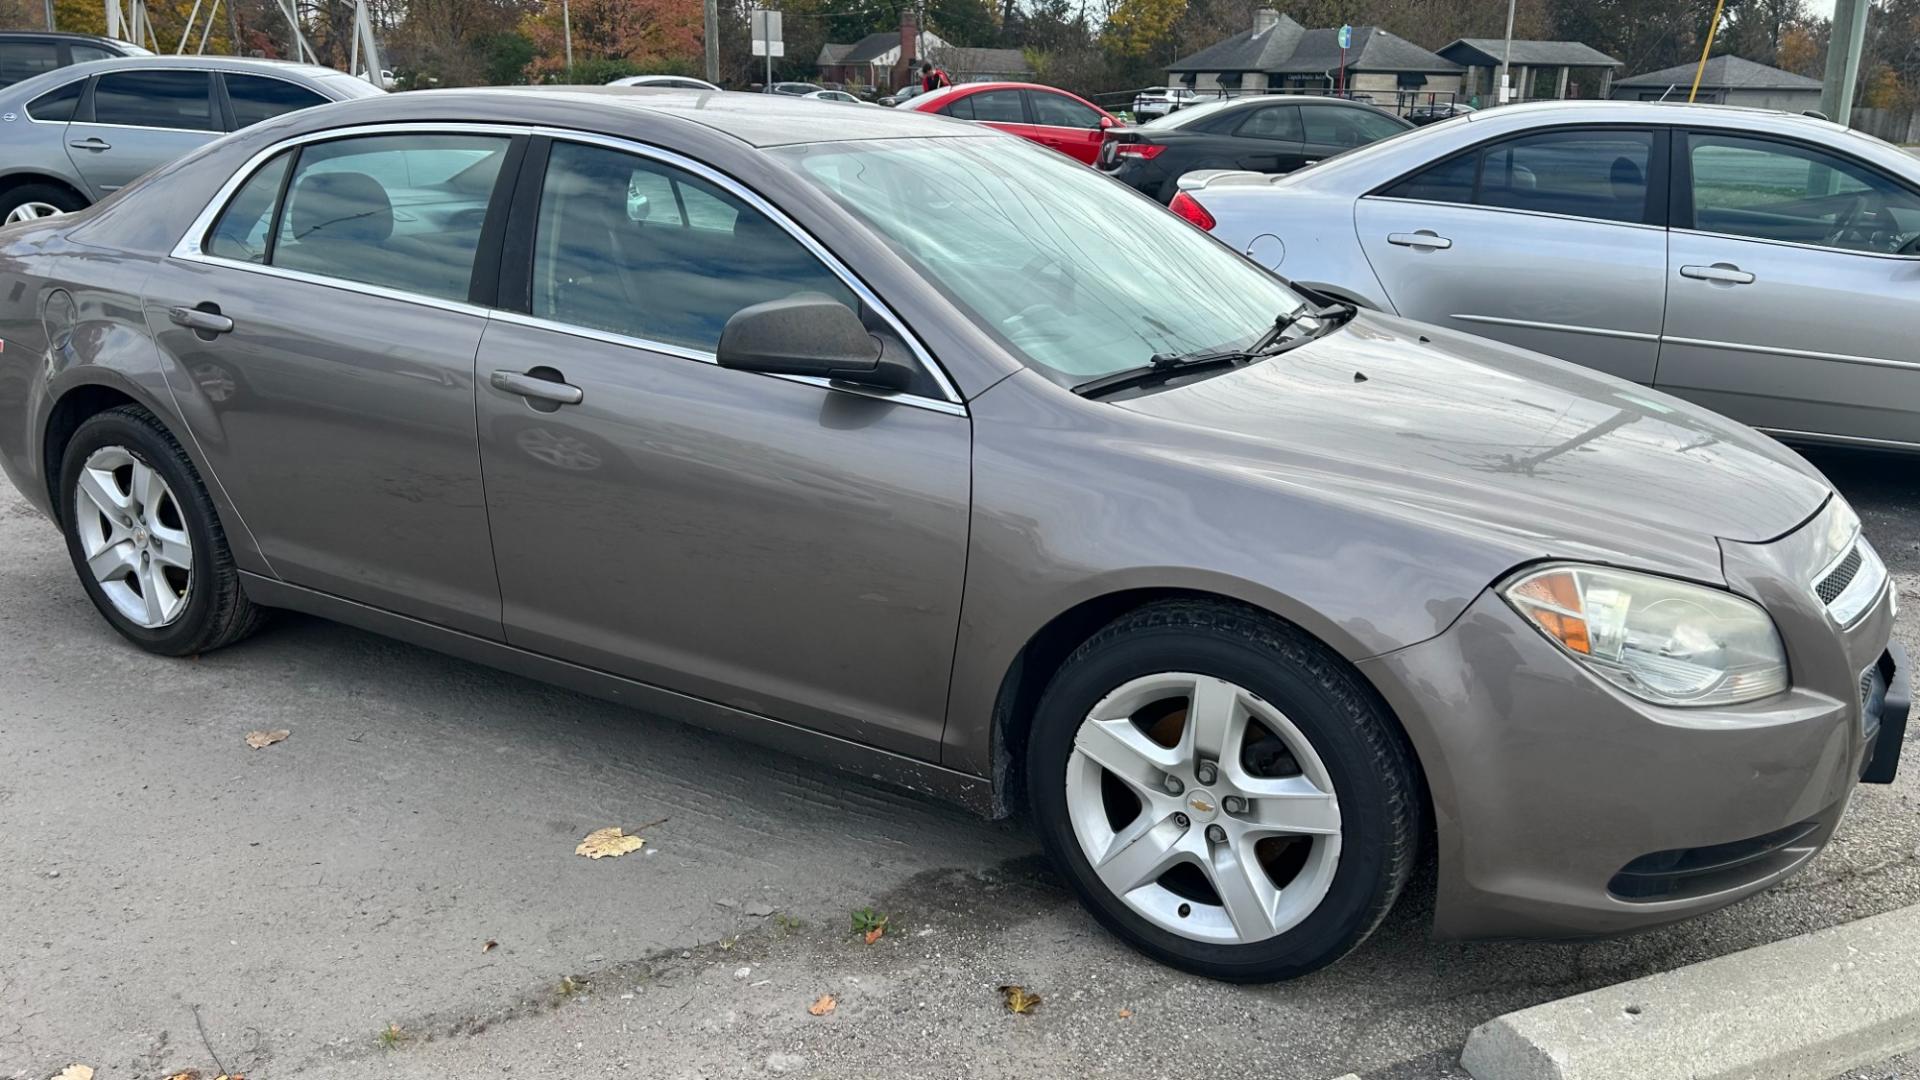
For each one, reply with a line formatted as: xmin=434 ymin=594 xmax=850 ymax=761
xmin=901 ymin=81 xmax=1117 ymax=165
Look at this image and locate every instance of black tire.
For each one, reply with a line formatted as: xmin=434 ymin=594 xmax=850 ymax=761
xmin=1 ymin=181 xmax=87 ymax=224
xmin=57 ymin=404 xmax=267 ymax=656
xmin=1026 ymin=599 xmax=1419 ymax=982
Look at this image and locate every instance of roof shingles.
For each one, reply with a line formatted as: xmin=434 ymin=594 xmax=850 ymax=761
xmin=1170 ymin=21 xmax=1458 ymax=75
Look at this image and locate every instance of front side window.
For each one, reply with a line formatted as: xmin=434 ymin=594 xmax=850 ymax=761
xmin=1235 ymin=104 xmax=1303 ymax=142
xmin=26 ymin=79 xmax=84 ymax=122
xmin=224 ymin=74 xmax=329 ymax=128
xmin=0 ymin=40 xmax=61 ymax=87
xmin=1381 ymin=128 xmax=1652 ymax=225
xmin=91 ymin=70 xmax=216 ymax=130
xmin=1688 ymin=134 xmax=1920 ymax=255
xmin=218 ymin=133 xmax=509 ymax=301
xmin=530 ymin=141 xmax=857 ymax=352
xmin=1029 ymin=91 xmax=1101 ymax=129
xmin=777 ymin=136 xmax=1310 ymax=382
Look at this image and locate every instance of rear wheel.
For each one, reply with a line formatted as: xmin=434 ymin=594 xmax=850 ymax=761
xmin=1027 ymin=600 xmax=1419 ymax=981
xmin=2 ymin=183 xmax=86 ymax=225
xmin=57 ymin=405 xmax=266 ymax=655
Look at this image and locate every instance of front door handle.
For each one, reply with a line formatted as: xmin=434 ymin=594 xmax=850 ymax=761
xmin=168 ymin=305 xmax=233 ymax=334
xmin=69 ymin=137 xmax=112 ymax=151
xmin=491 ymin=369 xmax=583 ymax=406
xmin=1387 ymin=230 xmax=1452 ymax=250
xmin=1680 ymin=263 xmax=1755 ymax=285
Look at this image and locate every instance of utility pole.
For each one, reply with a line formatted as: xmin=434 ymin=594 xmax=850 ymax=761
xmin=562 ymin=0 xmax=574 ymax=75
xmin=1820 ymin=0 xmax=1870 ymax=121
xmin=704 ymin=0 xmax=720 ymax=84
xmin=1498 ymin=0 xmax=1517 ymax=104
xmin=44 ymin=0 xmax=55 ymax=30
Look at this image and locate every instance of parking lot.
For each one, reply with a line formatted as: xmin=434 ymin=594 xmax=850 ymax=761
xmin=2 ymin=442 xmax=1915 ymax=1080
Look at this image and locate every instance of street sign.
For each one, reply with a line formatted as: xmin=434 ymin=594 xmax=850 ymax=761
xmin=751 ymin=8 xmax=785 ymax=57
xmin=1337 ymin=24 xmax=1351 ymax=49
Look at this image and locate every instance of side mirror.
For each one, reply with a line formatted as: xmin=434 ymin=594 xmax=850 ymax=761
xmin=717 ymin=296 xmax=912 ymax=391
xmin=1099 ymin=115 xmax=1116 ymax=130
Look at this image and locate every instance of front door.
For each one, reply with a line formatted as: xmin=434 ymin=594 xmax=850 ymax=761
xmin=64 ymin=68 xmax=219 ymax=198
xmin=1023 ymin=89 xmax=1108 ymax=165
xmin=1355 ymin=126 xmax=1669 ymax=383
xmin=474 ymin=137 xmax=971 ymax=759
xmin=144 ymin=130 xmax=518 ymax=636
xmin=1657 ymin=130 xmax=1920 ymax=446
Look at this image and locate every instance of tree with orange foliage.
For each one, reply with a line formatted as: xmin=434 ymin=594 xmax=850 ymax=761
xmin=519 ymin=0 xmax=703 ymax=79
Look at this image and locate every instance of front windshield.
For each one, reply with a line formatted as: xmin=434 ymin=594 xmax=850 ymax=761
xmin=773 ymin=136 xmax=1307 ymax=381
xmin=1143 ymin=99 xmax=1242 ymax=129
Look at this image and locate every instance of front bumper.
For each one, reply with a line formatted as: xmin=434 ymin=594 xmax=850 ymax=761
xmin=1357 ymin=506 xmax=1899 ymax=940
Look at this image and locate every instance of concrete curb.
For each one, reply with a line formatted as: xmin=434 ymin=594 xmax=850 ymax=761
xmin=1460 ymin=903 xmax=1920 ymax=1080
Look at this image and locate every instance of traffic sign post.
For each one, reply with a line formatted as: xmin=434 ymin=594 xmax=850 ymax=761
xmin=1337 ymin=24 xmax=1351 ymax=94
xmin=751 ymin=8 xmax=785 ymax=89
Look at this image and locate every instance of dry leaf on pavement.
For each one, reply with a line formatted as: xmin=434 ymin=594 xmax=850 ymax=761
xmin=1117 ymin=1008 xmax=1133 ymax=1019
xmin=482 ymin=939 xmax=498 ymax=953
xmin=54 ymin=1067 xmax=94 ymax=1080
xmin=575 ymin=827 xmax=645 ymax=859
xmin=244 ymin=729 xmax=289 ymax=749
xmin=863 ymin=924 xmax=884 ymax=945
xmin=999 ymin=984 xmax=1041 ymax=1014
xmin=808 ymin=993 xmax=837 ymax=1016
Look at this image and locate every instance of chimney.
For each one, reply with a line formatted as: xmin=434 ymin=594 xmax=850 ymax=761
xmin=1253 ymin=8 xmax=1280 ymax=33
xmin=900 ymin=11 xmax=919 ymax=72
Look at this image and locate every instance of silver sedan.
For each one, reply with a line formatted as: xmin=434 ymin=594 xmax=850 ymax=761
xmin=1185 ymin=101 xmax=1920 ymax=451
xmin=0 ymin=54 xmax=380 ymax=224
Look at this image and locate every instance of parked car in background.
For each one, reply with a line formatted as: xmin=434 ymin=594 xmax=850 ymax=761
xmin=0 ymin=30 xmax=148 ymax=89
xmin=609 ymin=74 xmax=721 ymax=91
xmin=804 ymin=89 xmax=866 ymax=105
xmin=1408 ymin=101 xmax=1474 ymax=125
xmin=0 ymin=54 xmax=382 ymax=224
xmin=763 ymin=81 xmax=823 ymax=96
xmin=878 ymin=84 xmax=924 ymax=107
xmin=903 ymin=81 xmax=1117 ymax=164
xmin=1 ymin=87 xmax=1904 ymax=985
xmin=1098 ymin=95 xmax=1412 ymax=203
xmin=1132 ymin=85 xmax=1201 ymax=120
xmin=1183 ymin=100 xmax=1920 ymax=449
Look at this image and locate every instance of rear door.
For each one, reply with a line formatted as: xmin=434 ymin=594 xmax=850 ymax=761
xmin=1224 ymin=103 xmax=1308 ymax=172
xmin=64 ymin=68 xmax=218 ymax=197
xmin=1024 ymin=89 xmax=1107 ymax=164
xmin=1355 ymin=125 xmax=1669 ymax=383
xmin=1657 ymin=130 xmax=1920 ymax=445
xmin=1300 ymin=106 xmax=1409 ymax=166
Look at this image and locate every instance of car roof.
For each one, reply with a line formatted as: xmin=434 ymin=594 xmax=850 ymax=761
xmin=1463 ymin=98 xmax=1842 ymax=131
xmin=32 ymin=53 xmax=350 ymax=79
xmin=0 ymin=30 xmax=129 ymax=44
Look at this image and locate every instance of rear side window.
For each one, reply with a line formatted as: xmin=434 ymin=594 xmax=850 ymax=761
xmin=1234 ymin=104 xmax=1302 ymax=142
xmin=205 ymin=151 xmax=293 ymax=262
xmin=1382 ymin=128 xmax=1653 ymax=225
xmin=91 ymin=70 xmax=216 ymax=131
xmin=530 ymin=140 xmax=857 ymax=352
xmin=1302 ymin=107 xmax=1404 ymax=148
xmin=0 ymin=40 xmax=61 ymax=88
xmin=26 ymin=79 xmax=85 ymax=122
xmin=224 ymin=74 xmax=328 ymax=128
xmin=70 ymin=45 xmax=118 ymax=64
xmin=964 ymin=90 xmax=1026 ymax=124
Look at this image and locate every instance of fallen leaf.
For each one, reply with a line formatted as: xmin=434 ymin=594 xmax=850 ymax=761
xmin=807 ymin=993 xmax=837 ymax=1016
xmin=1118 ymin=1008 xmax=1133 ymax=1019
xmin=863 ymin=924 xmax=884 ymax=945
xmin=244 ymin=729 xmax=289 ymax=749
xmin=999 ymin=984 xmax=1041 ymax=1014
xmin=54 ymin=1067 xmax=94 ymax=1080
xmin=575 ymin=827 xmax=645 ymax=859
xmin=482 ymin=939 xmax=498 ymax=953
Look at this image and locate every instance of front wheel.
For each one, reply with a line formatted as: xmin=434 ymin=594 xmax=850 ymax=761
xmin=1027 ymin=600 xmax=1420 ymax=981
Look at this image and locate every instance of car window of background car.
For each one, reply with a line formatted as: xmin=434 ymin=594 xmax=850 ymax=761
xmin=964 ymin=90 xmax=1025 ymax=124
xmin=70 ymin=44 xmax=118 ymax=63
xmin=260 ymin=133 xmax=508 ymax=301
xmin=314 ymin=72 xmax=387 ymax=100
xmin=530 ymin=140 xmax=857 ymax=352
xmin=1478 ymin=129 xmax=1651 ymax=223
xmin=26 ymin=78 xmax=84 ymax=121
xmin=205 ymin=151 xmax=293 ymax=262
xmin=224 ymin=74 xmax=329 ymax=128
xmin=1688 ymin=134 xmax=1920 ymax=254
xmin=1303 ymin=107 xmax=1404 ymax=147
xmin=777 ymin=137 xmax=1307 ymax=382
xmin=1029 ymin=91 xmax=1100 ymax=128
xmin=1142 ymin=99 xmax=1238 ymax=129
xmin=91 ymin=70 xmax=216 ymax=131
xmin=1235 ymin=104 xmax=1303 ymax=141
xmin=0 ymin=40 xmax=60 ymax=87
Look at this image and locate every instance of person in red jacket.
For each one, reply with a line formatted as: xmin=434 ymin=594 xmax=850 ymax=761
xmin=919 ymin=61 xmax=951 ymax=93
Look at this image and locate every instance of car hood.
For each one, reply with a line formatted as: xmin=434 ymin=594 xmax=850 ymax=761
xmin=1113 ymin=312 xmax=1830 ymax=580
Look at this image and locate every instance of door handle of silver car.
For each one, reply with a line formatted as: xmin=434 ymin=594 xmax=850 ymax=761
xmin=1387 ymin=231 xmax=1452 ymax=250
xmin=491 ymin=369 xmax=583 ymax=406
xmin=68 ymin=137 xmax=112 ymax=151
xmin=167 ymin=306 xmax=234 ymax=334
xmin=1679 ymin=263 xmax=1755 ymax=285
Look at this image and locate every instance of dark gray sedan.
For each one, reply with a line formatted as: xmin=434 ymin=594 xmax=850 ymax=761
xmin=0 ymin=54 xmax=380 ymax=224
xmin=0 ymin=89 xmax=1904 ymax=981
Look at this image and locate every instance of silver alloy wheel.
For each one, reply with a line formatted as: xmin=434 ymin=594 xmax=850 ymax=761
xmin=1066 ymin=672 xmax=1342 ymax=944
xmin=73 ymin=446 xmax=194 ymax=629
xmin=4 ymin=201 xmax=66 ymax=225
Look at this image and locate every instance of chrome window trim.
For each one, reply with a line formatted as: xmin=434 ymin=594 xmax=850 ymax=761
xmin=20 ymin=75 xmax=87 ymax=124
xmin=1668 ymin=226 xmax=1920 ymax=262
xmin=1361 ymin=195 xmax=1667 ymax=233
xmin=168 ymin=121 xmax=968 ymax=416
xmin=1660 ymin=334 xmax=1920 ymax=374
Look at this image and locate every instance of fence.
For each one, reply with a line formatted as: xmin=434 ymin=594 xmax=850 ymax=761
xmin=1850 ymin=108 xmax=1920 ymax=145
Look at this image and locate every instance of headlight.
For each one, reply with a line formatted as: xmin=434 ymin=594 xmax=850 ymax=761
xmin=1502 ymin=564 xmax=1788 ymax=707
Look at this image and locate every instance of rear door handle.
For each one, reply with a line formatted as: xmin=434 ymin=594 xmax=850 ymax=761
xmin=1387 ymin=231 xmax=1452 ymax=250
xmin=69 ymin=137 xmax=112 ymax=151
xmin=491 ymin=369 xmax=583 ymax=405
xmin=168 ymin=306 xmax=233 ymax=334
xmin=1680 ymin=263 xmax=1755 ymax=285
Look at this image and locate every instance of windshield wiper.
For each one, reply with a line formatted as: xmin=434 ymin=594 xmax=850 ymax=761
xmin=1072 ymin=304 xmax=1335 ymax=399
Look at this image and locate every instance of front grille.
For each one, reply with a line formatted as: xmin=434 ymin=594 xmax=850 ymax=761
xmin=1817 ymin=546 xmax=1863 ymax=604
xmin=1609 ymin=819 xmax=1823 ymax=901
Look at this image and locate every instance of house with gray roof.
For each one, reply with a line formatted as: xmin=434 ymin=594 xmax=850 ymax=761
xmin=1609 ymin=55 xmax=1822 ymax=113
xmin=1438 ymin=39 xmax=1622 ymax=103
xmin=816 ymin=27 xmax=948 ymax=91
xmin=1167 ymin=9 xmax=1462 ymax=100
xmin=926 ymin=45 xmax=1035 ymax=82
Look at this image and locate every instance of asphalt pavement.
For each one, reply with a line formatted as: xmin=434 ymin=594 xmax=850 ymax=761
xmin=2 ymin=445 xmax=1917 ymax=1080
